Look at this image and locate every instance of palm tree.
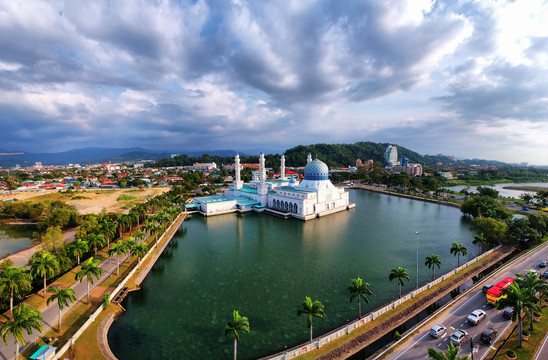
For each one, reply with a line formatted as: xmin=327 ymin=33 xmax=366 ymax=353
xmin=47 ymin=286 xmax=76 ymax=332
xmin=0 ymin=303 xmax=44 ymax=359
xmin=425 ymin=255 xmax=441 ymax=281
xmin=297 ymin=296 xmax=325 ymax=343
xmin=427 ymin=342 xmax=470 ymax=359
xmin=497 ymin=282 xmax=538 ymax=348
xmin=100 ymin=219 xmax=117 ymax=249
xmin=389 ymin=267 xmax=410 ymax=298
xmin=68 ymin=238 xmax=88 ymax=265
xmin=133 ymin=230 xmax=146 ymax=243
xmin=472 ymin=233 xmax=487 ymax=256
xmin=515 ymin=272 xmax=547 ymax=330
xmin=348 ymin=277 xmax=373 ymax=318
xmin=0 ymin=266 xmax=32 ymax=319
xmin=30 ymin=252 xmax=60 ymax=299
xmin=108 ymin=241 xmax=129 ymax=275
xmin=130 ymin=242 xmax=148 ymax=269
xmin=75 ymin=257 xmax=104 ymax=304
xmin=224 ymin=310 xmax=250 ymax=360
xmin=87 ymin=233 xmax=106 ymax=255
xmin=449 ymin=242 xmax=468 ymax=267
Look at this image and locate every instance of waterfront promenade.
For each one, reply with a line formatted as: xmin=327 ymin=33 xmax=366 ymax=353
xmin=0 ymin=212 xmax=186 ymax=360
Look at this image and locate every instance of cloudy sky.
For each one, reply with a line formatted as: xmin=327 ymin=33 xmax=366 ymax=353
xmin=0 ymin=0 xmax=547 ymax=164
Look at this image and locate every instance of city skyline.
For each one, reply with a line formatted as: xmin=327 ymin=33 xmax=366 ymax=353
xmin=1 ymin=1 xmax=547 ymax=165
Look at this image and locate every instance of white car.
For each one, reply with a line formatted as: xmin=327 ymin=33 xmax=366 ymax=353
xmin=430 ymin=324 xmax=446 ymax=338
xmin=467 ymin=309 xmax=486 ymax=325
xmin=450 ymin=329 xmax=468 ymax=345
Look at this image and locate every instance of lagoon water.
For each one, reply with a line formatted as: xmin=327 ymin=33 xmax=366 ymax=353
xmin=444 ymin=182 xmax=548 ymax=198
xmin=108 ymin=190 xmax=477 ymax=359
xmin=0 ymin=224 xmax=35 ymax=256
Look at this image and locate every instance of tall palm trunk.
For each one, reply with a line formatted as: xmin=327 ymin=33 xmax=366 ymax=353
xmin=87 ymin=279 xmax=90 ymax=304
xmin=358 ymin=298 xmax=362 ymax=318
xmin=15 ymin=342 xmax=20 ymax=360
xmin=518 ymin=318 xmax=523 ymax=347
xmin=398 ymin=283 xmax=402 ymax=298
xmin=233 ymin=338 xmax=238 ymax=360
xmin=43 ymin=274 xmax=47 ymax=298
xmin=116 ymin=255 xmax=120 ymax=275
xmin=10 ymin=292 xmax=13 ymax=320
xmin=309 ymin=324 xmax=313 ymax=343
xmin=59 ymin=307 xmax=62 ymax=332
xmin=530 ymin=308 xmax=534 ymax=331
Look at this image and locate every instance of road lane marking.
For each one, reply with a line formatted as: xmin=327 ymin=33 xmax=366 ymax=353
xmin=391 ymin=331 xmax=430 ymax=360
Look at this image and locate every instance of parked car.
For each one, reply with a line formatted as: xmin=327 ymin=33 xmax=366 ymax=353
xmin=482 ymin=283 xmax=494 ymax=293
xmin=450 ymin=329 xmax=468 ymax=345
xmin=481 ymin=328 xmax=497 ymax=343
xmin=430 ymin=324 xmax=447 ymax=338
xmin=503 ymin=308 xmax=514 ymax=320
xmin=540 ymin=260 xmax=547 ymax=268
xmin=543 ymin=271 xmax=548 ymax=279
xmin=467 ymin=309 xmax=486 ymax=325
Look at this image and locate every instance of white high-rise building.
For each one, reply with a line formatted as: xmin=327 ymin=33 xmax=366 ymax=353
xmin=384 ymin=145 xmax=398 ymax=166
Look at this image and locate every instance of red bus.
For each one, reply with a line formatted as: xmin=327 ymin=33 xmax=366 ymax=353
xmin=486 ymin=277 xmax=514 ymax=305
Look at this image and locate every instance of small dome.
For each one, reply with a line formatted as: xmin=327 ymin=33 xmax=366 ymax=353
xmin=304 ymin=159 xmax=329 ymax=181
xmin=289 ymin=177 xmax=296 ymax=184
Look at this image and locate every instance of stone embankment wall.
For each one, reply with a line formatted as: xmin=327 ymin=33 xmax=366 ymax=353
xmin=51 ymin=212 xmax=187 ymax=360
xmin=262 ymin=246 xmax=502 ymax=360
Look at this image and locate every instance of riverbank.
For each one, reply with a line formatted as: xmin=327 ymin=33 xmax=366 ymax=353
xmin=351 ymin=185 xmax=462 ymax=209
xmin=502 ymin=185 xmax=548 ymax=192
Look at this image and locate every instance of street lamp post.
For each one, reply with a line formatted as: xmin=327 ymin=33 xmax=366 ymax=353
xmin=469 ymin=334 xmax=477 ymax=360
xmin=416 ymin=231 xmax=419 ymax=290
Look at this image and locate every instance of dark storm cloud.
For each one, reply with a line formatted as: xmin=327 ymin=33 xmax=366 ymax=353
xmin=0 ymin=0 xmax=547 ymax=163
xmin=435 ymin=59 xmax=548 ymax=121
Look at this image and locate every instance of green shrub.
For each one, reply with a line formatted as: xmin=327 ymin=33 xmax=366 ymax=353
xmin=393 ymin=330 xmax=402 ymax=341
xmin=522 ymin=329 xmax=530 ymax=336
xmin=505 ymin=349 xmax=516 ymax=358
xmin=117 ymin=194 xmax=136 ymax=201
xmin=102 ymin=294 xmax=110 ymax=310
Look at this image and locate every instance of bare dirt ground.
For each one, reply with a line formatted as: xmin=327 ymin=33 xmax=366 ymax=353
xmin=1 ymin=187 xmax=170 ymax=214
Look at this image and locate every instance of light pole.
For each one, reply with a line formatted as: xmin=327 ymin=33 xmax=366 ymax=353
xmin=416 ymin=231 xmax=419 ymax=290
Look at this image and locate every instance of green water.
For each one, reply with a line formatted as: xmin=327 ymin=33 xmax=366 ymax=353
xmin=0 ymin=224 xmax=36 ymax=256
xmin=108 ymin=190 xmax=476 ymax=359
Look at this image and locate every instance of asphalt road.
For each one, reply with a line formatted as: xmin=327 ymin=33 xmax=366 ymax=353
xmin=384 ymin=243 xmax=548 ymax=360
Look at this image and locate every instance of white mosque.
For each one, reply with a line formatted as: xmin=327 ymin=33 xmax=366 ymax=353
xmin=190 ymin=153 xmax=355 ymax=220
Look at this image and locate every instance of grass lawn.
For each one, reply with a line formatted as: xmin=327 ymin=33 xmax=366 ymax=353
xmin=493 ymin=297 xmax=548 ymax=360
xmin=20 ymin=301 xmax=97 ymax=359
xmin=59 ymin=305 xmax=120 ymax=360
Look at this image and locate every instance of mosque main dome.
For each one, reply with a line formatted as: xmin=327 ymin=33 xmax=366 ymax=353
xmin=304 ymin=159 xmax=329 ymax=181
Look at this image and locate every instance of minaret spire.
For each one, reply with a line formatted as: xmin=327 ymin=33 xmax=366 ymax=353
xmin=234 ymin=153 xmax=243 ymax=190
xmin=307 ymin=153 xmax=312 ymax=164
xmin=280 ymin=154 xmax=286 ymax=180
xmin=257 ymin=152 xmax=268 ymax=195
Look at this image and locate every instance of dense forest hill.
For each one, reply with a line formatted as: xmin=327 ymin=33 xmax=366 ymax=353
xmin=283 ymin=142 xmax=427 ymax=167
xmin=153 ymin=142 xmax=434 ymax=169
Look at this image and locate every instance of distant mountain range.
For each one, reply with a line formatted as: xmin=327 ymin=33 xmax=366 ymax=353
xmin=0 ymin=143 xmax=523 ymax=169
xmin=0 ymin=147 xmax=241 ymax=167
